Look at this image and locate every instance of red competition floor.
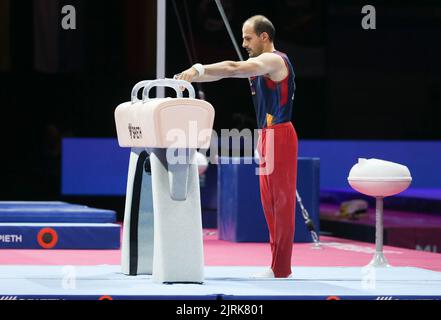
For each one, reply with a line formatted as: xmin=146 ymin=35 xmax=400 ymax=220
xmin=1 ymin=229 xmax=440 ymax=272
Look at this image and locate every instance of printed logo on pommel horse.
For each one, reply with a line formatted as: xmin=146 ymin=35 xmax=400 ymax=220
xmin=128 ymin=123 xmax=143 ymax=140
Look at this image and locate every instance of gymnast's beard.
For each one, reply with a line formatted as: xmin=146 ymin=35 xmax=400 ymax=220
xmin=248 ymin=46 xmax=264 ymax=58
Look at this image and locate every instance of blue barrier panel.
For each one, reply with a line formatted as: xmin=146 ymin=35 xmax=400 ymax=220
xmin=200 ymin=164 xmax=217 ymax=210
xmin=62 ymin=139 xmax=441 ymax=196
xmin=62 ymin=138 xmax=130 ymax=195
xmin=299 ymin=140 xmax=441 ymax=189
xmin=217 ymin=157 xmax=320 ymax=243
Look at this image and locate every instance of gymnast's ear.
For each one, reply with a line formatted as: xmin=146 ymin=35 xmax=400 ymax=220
xmin=259 ymin=31 xmax=270 ymax=42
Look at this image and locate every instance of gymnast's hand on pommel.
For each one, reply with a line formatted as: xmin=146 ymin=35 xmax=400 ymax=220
xmin=174 ymin=66 xmax=199 ymax=83
xmin=175 ymin=62 xmax=225 ymax=84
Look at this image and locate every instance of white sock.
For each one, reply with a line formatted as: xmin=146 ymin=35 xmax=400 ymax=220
xmin=252 ymin=268 xmax=293 ymax=279
xmin=252 ymin=268 xmax=275 ymax=278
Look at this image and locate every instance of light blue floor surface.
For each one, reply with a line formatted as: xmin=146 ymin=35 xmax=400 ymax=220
xmin=0 ymin=265 xmax=440 ymax=300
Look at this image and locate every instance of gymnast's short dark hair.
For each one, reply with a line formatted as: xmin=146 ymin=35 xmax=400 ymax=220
xmin=244 ymin=15 xmax=276 ymax=41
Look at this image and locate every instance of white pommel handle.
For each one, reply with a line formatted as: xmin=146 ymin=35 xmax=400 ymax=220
xmin=131 ymin=80 xmax=153 ymax=104
xmin=142 ymin=78 xmax=196 ymax=102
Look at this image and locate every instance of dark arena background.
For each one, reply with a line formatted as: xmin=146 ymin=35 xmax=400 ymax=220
xmin=0 ymin=0 xmax=441 ymax=305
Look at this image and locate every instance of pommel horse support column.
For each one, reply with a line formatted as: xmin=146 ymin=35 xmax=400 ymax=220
xmin=115 ymin=79 xmax=215 ymax=283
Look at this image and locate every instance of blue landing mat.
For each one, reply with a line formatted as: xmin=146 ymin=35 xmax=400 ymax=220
xmin=0 ymin=202 xmax=116 ymax=223
xmin=0 ymin=266 xmax=440 ymax=300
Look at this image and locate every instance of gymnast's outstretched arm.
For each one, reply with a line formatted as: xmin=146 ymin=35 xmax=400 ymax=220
xmin=175 ymin=52 xmax=283 ymax=83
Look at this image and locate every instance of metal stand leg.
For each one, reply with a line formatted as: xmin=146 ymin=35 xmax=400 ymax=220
xmin=367 ymin=196 xmax=391 ymax=267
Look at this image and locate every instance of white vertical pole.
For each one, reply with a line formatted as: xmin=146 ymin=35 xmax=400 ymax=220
xmin=156 ymin=0 xmax=166 ymax=98
xmin=367 ymin=196 xmax=390 ymax=267
xmin=375 ymin=196 xmax=384 ymax=254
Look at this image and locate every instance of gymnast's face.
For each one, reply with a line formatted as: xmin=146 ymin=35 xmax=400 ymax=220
xmin=242 ymin=22 xmax=265 ymax=58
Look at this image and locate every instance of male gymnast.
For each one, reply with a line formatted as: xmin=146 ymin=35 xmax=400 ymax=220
xmin=176 ymin=15 xmax=297 ymax=278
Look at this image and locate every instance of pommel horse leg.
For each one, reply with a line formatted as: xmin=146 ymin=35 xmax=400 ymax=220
xmin=121 ymin=148 xmax=154 ymax=275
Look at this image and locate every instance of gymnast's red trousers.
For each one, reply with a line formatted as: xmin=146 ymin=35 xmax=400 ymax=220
xmin=257 ymin=121 xmax=298 ymax=277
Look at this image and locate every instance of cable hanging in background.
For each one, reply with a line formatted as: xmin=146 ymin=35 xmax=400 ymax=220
xmin=171 ymin=0 xmax=206 ymax=100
